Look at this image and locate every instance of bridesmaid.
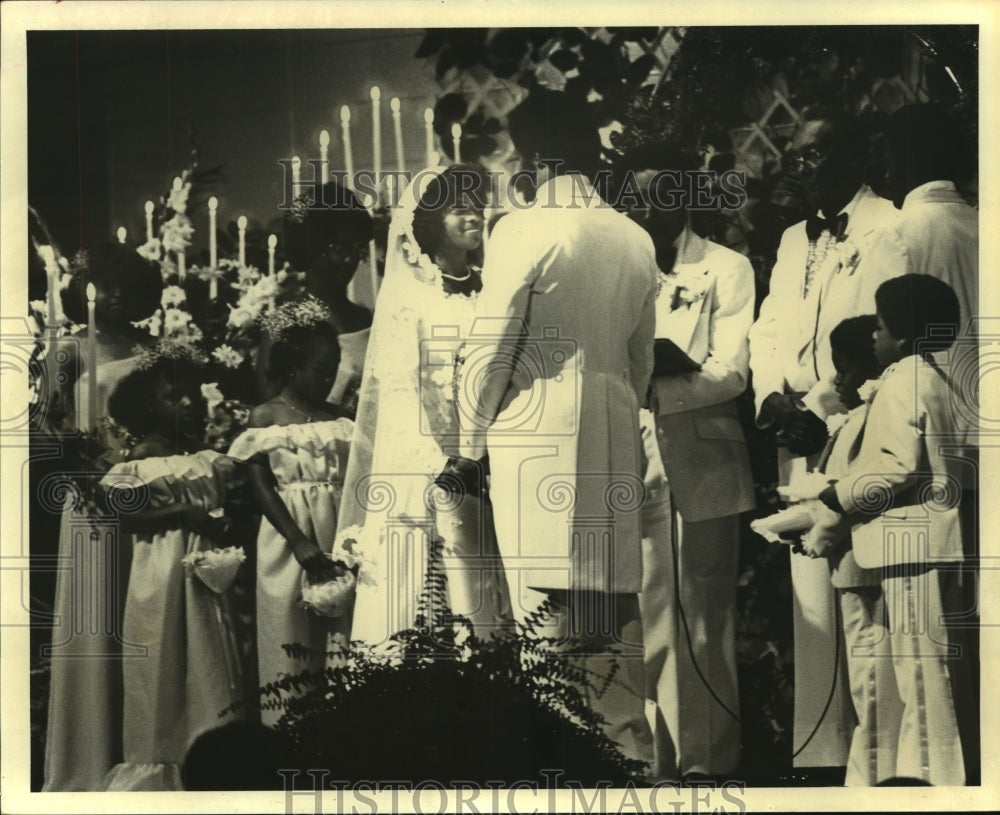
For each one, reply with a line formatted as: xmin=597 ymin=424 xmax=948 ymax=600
xmin=228 ymin=298 xmax=354 ymax=725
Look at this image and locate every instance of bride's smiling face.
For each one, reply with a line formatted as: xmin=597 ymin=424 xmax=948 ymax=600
xmin=441 ymin=204 xmax=484 ymax=253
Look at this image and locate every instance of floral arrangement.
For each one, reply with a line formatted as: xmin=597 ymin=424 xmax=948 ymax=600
xmin=300 ymin=567 xmax=356 ymax=619
xmin=257 ymin=294 xmax=331 ymax=342
xmin=225 ymin=541 xmax=647 ymax=787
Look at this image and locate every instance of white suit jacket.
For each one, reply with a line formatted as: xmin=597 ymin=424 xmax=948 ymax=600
xmin=748 ymin=185 xmax=900 ymax=421
xmin=650 ymin=228 xmax=755 ymax=522
xmin=867 ymin=180 xmax=978 ymax=335
xmin=834 ymin=355 xmax=971 ymax=569
xmin=458 ymin=174 xmax=657 ymax=593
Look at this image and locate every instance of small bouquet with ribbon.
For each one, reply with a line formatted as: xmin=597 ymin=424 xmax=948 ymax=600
xmin=182 ymin=542 xmax=247 ymax=594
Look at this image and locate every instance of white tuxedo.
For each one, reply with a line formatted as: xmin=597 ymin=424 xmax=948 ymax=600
xmin=749 ymin=185 xmax=900 ymax=421
xmin=748 ymin=184 xmax=899 ymax=768
xmin=641 ymin=228 xmax=755 ymax=776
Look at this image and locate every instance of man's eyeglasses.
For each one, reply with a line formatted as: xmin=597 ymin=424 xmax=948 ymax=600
xmin=784 ymin=146 xmax=824 ymax=174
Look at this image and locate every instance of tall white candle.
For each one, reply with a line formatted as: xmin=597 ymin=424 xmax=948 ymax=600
xmin=391 ymin=97 xmax=405 ymax=173
xmin=237 ymin=215 xmax=247 ymax=267
xmin=340 ymin=105 xmax=354 ymax=189
xmin=40 ymin=245 xmax=58 ymax=326
xmin=424 ymin=108 xmax=435 ymax=169
xmin=386 ymin=173 xmax=396 ymax=210
xmin=267 ymin=234 xmax=277 ymax=277
xmin=177 ymin=250 xmax=186 ymax=282
xmin=292 ymin=155 xmax=302 ymax=186
xmin=371 ymin=87 xmax=382 ymax=183
xmin=86 ymin=283 xmax=98 ymax=431
xmin=116 ymin=226 xmax=127 ymax=244
xmin=208 ymin=197 xmax=219 ymax=300
xmin=319 ymin=129 xmax=330 ymax=185
xmin=145 ymin=201 xmax=155 ymax=242
xmin=451 ymin=122 xmax=462 ymax=164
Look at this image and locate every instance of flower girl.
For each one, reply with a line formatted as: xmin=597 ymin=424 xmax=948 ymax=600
xmin=100 ymin=344 xmax=246 ymax=790
xmin=228 ymin=297 xmax=355 ymax=725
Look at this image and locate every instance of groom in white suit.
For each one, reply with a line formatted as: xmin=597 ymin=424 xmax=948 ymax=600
xmin=453 ymin=89 xmax=658 ymax=768
xmin=748 ymin=109 xmax=900 ymax=771
xmin=618 ymin=145 xmax=755 ymax=779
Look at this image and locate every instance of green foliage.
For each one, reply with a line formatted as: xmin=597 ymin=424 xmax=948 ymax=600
xmin=233 ymin=542 xmax=647 ymax=786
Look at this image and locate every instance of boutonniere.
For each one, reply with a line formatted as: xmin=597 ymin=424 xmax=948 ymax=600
xmin=825 ymin=411 xmax=851 ymax=435
xmin=658 ymin=268 xmax=711 ymax=310
xmin=836 ymin=238 xmax=862 ymax=275
xmin=857 ymin=376 xmax=885 ymax=405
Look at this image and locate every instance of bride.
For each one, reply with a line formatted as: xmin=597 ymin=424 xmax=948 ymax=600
xmin=337 ymin=165 xmax=512 ymax=647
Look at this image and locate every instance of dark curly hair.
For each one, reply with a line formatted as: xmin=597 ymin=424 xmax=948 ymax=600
xmin=61 ymin=242 xmax=164 ymax=327
xmin=410 ymin=165 xmax=489 ymax=258
xmin=875 ymin=274 xmax=961 ymax=357
xmin=266 ymin=321 xmax=341 ymax=387
xmin=283 ymin=180 xmax=374 ymax=270
xmin=830 ymin=315 xmax=879 ymax=368
xmin=107 ymin=357 xmax=204 ymax=439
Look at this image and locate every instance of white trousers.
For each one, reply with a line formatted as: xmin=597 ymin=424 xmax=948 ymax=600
xmin=781 ymin=452 xmax=855 ymax=768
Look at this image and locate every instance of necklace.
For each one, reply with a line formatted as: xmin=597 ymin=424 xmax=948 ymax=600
xmin=278 ymin=395 xmax=314 ymax=423
xmin=438 ymin=266 xmax=473 ymax=282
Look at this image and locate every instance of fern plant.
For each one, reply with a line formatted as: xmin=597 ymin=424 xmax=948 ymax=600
xmin=227 ymin=538 xmax=647 ymax=786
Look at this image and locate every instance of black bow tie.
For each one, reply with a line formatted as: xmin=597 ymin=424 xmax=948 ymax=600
xmin=806 ymin=212 xmax=848 ymax=242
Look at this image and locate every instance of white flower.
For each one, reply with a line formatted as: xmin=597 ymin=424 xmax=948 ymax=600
xmin=161 ymin=284 xmax=187 ymax=308
xmin=334 ymin=525 xmax=379 ymax=581
xmin=857 ymin=378 xmax=882 ymax=404
xmin=136 ymin=238 xmax=162 ymax=263
xmin=162 ymin=307 xmax=193 ymax=335
xmin=29 ymin=300 xmax=47 ymax=318
xmin=837 ymin=239 xmax=862 ymax=275
xmin=167 ymin=182 xmax=191 ymax=214
xmin=161 ymin=214 xmax=194 ymax=253
xmin=825 ymin=411 xmax=850 ymax=435
xmin=237 ymin=264 xmax=260 ymax=285
xmin=227 ymin=303 xmax=260 ymax=330
xmin=249 ymin=274 xmax=278 ymax=302
xmin=301 ymin=569 xmax=356 ymax=618
xmin=132 ymin=309 xmax=163 ymax=338
xmin=201 ymin=381 xmax=225 ymax=409
xmin=212 ymin=344 xmax=245 ymax=369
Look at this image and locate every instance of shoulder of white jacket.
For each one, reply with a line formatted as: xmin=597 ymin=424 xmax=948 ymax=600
xmin=854 ymin=188 xmax=900 ymax=230
xmin=697 ymin=239 xmax=754 ymax=277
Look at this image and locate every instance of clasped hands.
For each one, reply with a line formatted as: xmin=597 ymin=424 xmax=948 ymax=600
xmin=761 ymin=392 xmax=829 ymax=457
xmin=433 ymin=454 xmax=489 ymax=499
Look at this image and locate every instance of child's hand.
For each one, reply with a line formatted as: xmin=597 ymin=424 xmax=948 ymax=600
xmin=180 ymin=505 xmax=231 ymax=539
xmin=290 ymin=537 xmax=340 ymax=583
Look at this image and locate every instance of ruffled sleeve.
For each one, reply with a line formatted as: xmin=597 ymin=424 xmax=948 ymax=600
xmin=99 ymin=450 xmax=225 ymax=510
xmin=228 ymin=419 xmax=354 ymax=460
xmin=227 ymin=419 xmax=355 ymax=488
